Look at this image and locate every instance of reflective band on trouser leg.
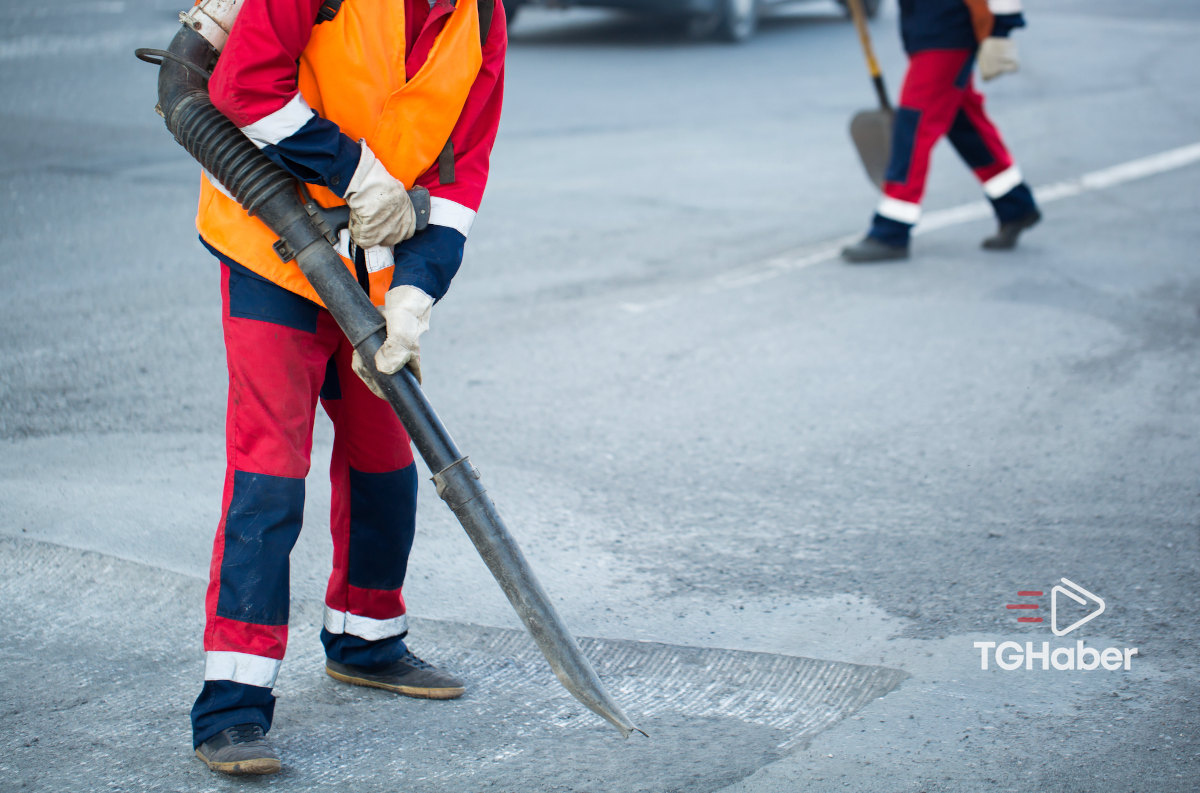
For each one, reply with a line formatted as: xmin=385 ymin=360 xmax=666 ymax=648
xmin=876 ymin=196 xmax=923 ymax=225
xmin=323 ymin=608 xmax=411 ymax=641
xmin=320 ymin=335 xmax=419 ymax=668
xmin=983 ymin=165 xmax=1023 ymax=199
xmin=205 ymin=651 xmax=283 ymax=687
xmin=987 ymin=174 xmax=1038 ymax=223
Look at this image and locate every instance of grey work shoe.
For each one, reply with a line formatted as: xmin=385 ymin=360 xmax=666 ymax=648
xmin=982 ymin=209 xmax=1041 ymax=250
xmin=194 ymin=723 xmax=280 ymax=775
xmin=326 ymin=651 xmax=466 ymax=700
xmin=841 ymin=236 xmax=910 ymax=263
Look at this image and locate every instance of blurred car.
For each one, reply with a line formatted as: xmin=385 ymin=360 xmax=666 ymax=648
xmin=502 ymin=0 xmax=881 ymax=42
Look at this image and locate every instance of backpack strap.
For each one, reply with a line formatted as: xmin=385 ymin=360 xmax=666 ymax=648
xmin=478 ymin=0 xmax=495 ymax=45
xmin=437 ymin=140 xmax=456 ymax=184
xmin=316 ymin=0 xmax=344 ymax=24
xmin=437 ymin=0 xmax=494 ymax=185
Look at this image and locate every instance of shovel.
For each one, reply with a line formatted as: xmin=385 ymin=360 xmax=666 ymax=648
xmin=846 ymin=0 xmax=893 ymax=189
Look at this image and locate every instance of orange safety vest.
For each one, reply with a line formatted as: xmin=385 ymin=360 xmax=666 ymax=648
xmin=196 ymin=0 xmax=483 ymax=306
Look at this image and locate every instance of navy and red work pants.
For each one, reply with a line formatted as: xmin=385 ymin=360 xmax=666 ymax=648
xmin=869 ymin=48 xmax=1038 ymax=246
xmin=191 ymin=257 xmax=418 ymax=747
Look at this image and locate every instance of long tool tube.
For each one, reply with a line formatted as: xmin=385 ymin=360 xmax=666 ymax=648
xmin=144 ymin=15 xmax=638 ymax=738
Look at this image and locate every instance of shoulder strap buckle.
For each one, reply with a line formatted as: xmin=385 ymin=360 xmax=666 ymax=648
xmin=316 ymin=0 xmax=345 ymax=24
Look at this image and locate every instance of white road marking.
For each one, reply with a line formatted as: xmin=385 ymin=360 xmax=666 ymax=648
xmin=921 ymin=141 xmax=1200 ymax=234
xmin=620 ymin=141 xmax=1200 ymax=314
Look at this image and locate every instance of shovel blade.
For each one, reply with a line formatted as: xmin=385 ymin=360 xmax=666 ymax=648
xmin=850 ymin=108 xmax=894 ymax=190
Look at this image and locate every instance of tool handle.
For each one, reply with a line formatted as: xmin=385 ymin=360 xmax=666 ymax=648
xmin=313 ymin=186 xmax=432 ymax=236
xmin=872 ymin=74 xmax=892 ymax=114
xmin=847 ymin=0 xmax=892 ymax=112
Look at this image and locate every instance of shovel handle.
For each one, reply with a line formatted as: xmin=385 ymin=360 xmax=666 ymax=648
xmin=871 ymin=74 xmax=892 ymax=114
xmin=846 ymin=0 xmax=892 ymax=112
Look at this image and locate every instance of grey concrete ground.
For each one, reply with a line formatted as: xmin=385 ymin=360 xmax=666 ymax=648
xmin=1 ymin=0 xmax=1198 ymax=791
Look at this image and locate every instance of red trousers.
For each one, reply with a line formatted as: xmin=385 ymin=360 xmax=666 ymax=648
xmin=876 ymin=48 xmax=1024 ymax=227
xmin=193 ymin=259 xmax=418 ymax=746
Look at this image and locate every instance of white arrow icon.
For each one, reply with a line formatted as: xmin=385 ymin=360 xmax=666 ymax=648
xmin=1051 ymin=577 xmax=1105 ymax=636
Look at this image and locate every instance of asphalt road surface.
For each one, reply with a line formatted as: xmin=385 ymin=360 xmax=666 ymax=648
xmin=1 ymin=1 xmax=1197 ymax=791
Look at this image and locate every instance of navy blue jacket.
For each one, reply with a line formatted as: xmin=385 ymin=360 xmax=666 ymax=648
xmin=899 ymin=0 xmax=1025 ymax=54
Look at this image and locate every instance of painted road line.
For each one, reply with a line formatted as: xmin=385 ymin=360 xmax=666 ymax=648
xmin=920 ymin=141 xmax=1200 ymax=234
xmin=620 ymin=141 xmax=1200 ymax=314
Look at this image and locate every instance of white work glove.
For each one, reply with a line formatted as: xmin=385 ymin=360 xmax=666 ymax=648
xmin=978 ymin=36 xmax=1019 ymax=81
xmin=351 ymin=285 xmax=434 ymax=395
xmin=343 ymin=141 xmax=416 ymax=249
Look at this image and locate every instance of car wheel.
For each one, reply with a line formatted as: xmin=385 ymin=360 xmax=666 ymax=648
xmin=502 ymin=0 xmax=521 ymax=26
xmin=715 ymin=0 xmax=759 ymax=43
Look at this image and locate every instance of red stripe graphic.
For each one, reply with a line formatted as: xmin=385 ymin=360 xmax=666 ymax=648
xmin=1017 ymin=617 xmax=1044 ymax=623
xmin=1017 ymin=591 xmax=1043 ymax=596
xmin=1006 ymin=604 xmax=1039 ymax=609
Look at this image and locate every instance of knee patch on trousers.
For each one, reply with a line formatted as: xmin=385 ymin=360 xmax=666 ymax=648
xmin=884 ymin=107 xmax=922 ymax=185
xmin=348 ymin=465 xmax=418 ymax=591
xmin=217 ymin=471 xmax=305 ymax=626
xmin=947 ymin=109 xmax=997 ymax=169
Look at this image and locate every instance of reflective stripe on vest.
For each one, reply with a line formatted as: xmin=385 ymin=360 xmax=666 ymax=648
xmin=196 ymin=0 xmax=483 ymax=307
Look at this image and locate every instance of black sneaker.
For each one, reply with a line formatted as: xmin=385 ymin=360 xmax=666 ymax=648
xmin=841 ymin=236 xmax=910 ymax=263
xmin=982 ymin=209 xmax=1041 ymax=250
xmin=194 ymin=723 xmax=280 ymax=775
xmin=326 ymin=650 xmax=465 ymax=700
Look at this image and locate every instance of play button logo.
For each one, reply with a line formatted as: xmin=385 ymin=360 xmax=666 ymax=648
xmin=977 ymin=577 xmax=1135 ymax=671
xmin=1051 ymin=578 xmax=1105 ymax=636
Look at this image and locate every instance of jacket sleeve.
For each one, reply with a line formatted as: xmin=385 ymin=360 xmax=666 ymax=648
xmin=391 ymin=2 xmax=508 ymax=301
xmin=208 ymin=0 xmax=362 ymax=198
xmin=986 ymin=0 xmax=1026 ymax=37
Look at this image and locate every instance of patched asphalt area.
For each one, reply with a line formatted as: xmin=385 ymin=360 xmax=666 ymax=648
xmin=0 ymin=537 xmax=906 ymax=792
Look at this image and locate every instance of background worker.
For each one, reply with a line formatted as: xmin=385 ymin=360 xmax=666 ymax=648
xmin=187 ymin=0 xmax=506 ymax=775
xmin=842 ymin=0 xmax=1040 ymax=263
